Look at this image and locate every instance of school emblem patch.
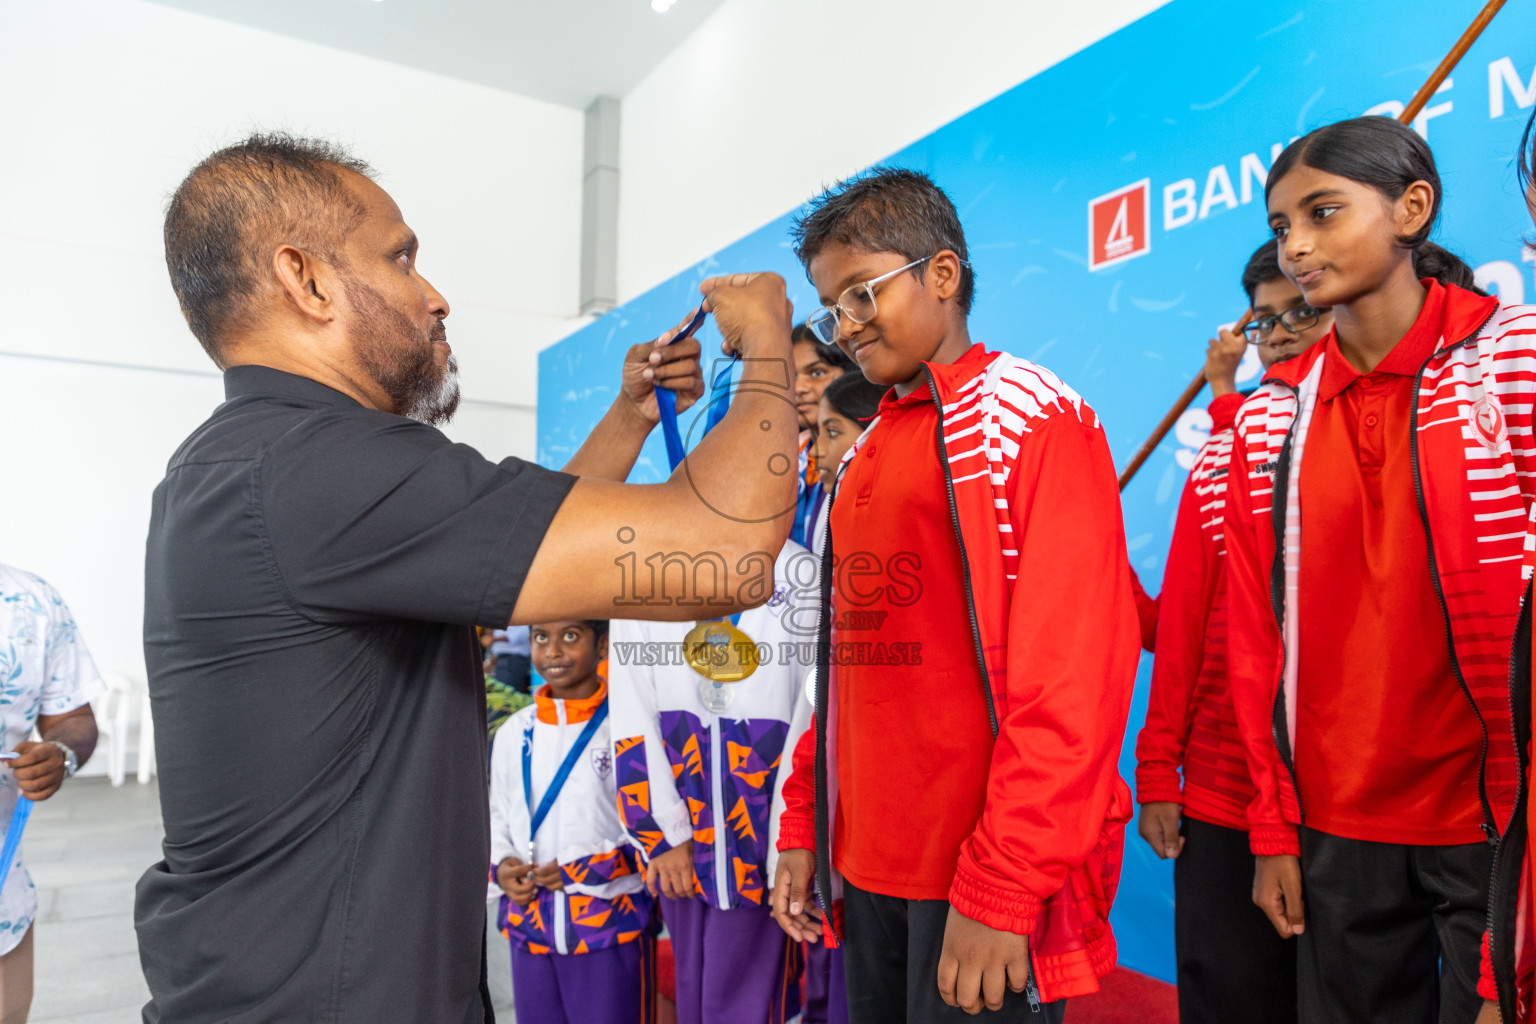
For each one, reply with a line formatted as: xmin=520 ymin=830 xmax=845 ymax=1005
xmin=1469 ymin=395 xmax=1508 ymax=453
xmin=590 ymin=747 xmax=613 ymax=780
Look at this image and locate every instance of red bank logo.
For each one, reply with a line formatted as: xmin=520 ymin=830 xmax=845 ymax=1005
xmin=1470 ymin=395 xmax=1508 ymax=453
xmin=1088 ymin=179 xmax=1151 ymax=271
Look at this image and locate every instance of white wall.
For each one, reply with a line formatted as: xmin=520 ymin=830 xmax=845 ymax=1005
xmin=0 ymin=0 xmax=1174 ymax=743
xmin=617 ymin=0 xmax=1171 ymax=302
xmin=0 ymin=0 xmax=587 ymax=699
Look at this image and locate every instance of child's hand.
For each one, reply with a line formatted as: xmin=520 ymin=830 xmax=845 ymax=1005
xmin=496 ymin=857 xmax=537 ymax=906
xmin=936 ymin=907 xmax=1030 ymax=1015
xmin=1252 ymin=854 xmax=1305 ymax=937
xmin=1136 ymin=802 xmax=1185 ymax=859
xmin=770 ymin=849 xmax=823 ymax=943
xmin=699 ymin=273 xmax=793 ymax=361
xmin=643 ymin=841 xmax=696 ymax=900
xmin=623 ymin=316 xmax=705 ymax=424
xmin=532 ymin=861 xmax=564 ymax=893
xmin=1204 ymin=327 xmax=1248 ymax=397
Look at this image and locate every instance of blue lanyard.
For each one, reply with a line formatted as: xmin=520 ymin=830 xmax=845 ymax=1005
xmin=522 ymin=704 xmax=610 ymax=859
xmin=0 ymin=798 xmax=31 ymax=893
xmin=655 ymin=305 xmax=736 ymax=472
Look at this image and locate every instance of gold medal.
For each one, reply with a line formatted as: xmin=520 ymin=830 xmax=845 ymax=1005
xmin=683 ymin=618 xmax=759 ymax=684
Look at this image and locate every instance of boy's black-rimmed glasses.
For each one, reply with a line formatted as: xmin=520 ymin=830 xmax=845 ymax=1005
xmin=1243 ymin=304 xmax=1327 ymax=345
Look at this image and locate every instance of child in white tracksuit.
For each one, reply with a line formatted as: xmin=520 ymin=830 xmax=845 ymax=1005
xmin=609 ymin=541 xmax=818 ymax=1024
xmin=490 ymin=619 xmax=658 ymax=1024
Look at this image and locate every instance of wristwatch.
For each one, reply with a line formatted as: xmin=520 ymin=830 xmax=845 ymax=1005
xmin=47 ymin=741 xmax=77 ymax=779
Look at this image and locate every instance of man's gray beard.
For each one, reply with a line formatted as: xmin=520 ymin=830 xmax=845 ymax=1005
xmin=342 ymin=272 xmax=461 ymax=427
xmin=403 ymin=353 xmax=461 ymax=426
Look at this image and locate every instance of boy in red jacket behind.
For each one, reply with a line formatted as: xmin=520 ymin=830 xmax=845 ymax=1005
xmin=1133 ymin=240 xmax=1332 ymax=1023
xmin=769 ymin=168 xmax=1139 ymax=1022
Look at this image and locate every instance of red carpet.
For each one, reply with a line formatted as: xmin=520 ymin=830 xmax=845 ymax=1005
xmin=657 ymin=939 xmax=1176 ymax=1023
xmin=1067 ymin=968 xmax=1178 ymax=1024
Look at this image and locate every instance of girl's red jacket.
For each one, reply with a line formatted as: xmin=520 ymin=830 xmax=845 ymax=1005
xmin=777 ymin=347 xmax=1140 ymax=1002
xmin=1488 ymin=418 xmax=1536 ymax=1021
xmin=1134 ymin=392 xmax=1255 ymax=831
xmin=1223 ymin=286 xmax=1535 ymax=858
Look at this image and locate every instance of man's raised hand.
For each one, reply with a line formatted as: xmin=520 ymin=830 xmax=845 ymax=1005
xmin=699 ymin=273 xmax=793 ymax=361
xmin=621 ymin=312 xmax=705 ymax=425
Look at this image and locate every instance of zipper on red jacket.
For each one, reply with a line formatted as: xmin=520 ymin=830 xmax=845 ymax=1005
xmin=1409 ymin=310 xmax=1503 ymax=839
xmin=1486 ymin=579 xmax=1530 ymax=1022
xmin=1264 ymin=382 xmax=1305 ymax=822
xmin=812 ymin=462 xmax=844 ymax=945
xmin=924 ymin=363 xmax=1000 ymax=737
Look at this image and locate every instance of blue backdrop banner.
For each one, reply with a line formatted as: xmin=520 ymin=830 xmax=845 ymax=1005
xmin=537 ymin=0 xmax=1536 ymax=982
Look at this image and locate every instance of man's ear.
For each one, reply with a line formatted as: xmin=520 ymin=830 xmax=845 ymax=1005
xmin=271 ymin=244 xmax=337 ymax=325
xmin=929 ymin=250 xmax=966 ymax=303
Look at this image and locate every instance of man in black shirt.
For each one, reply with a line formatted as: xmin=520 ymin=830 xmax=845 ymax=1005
xmin=138 ymin=133 xmax=798 ymax=1023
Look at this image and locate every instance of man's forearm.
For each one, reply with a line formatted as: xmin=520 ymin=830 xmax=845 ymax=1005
xmin=562 ymin=396 xmax=653 ymax=481
xmin=40 ymin=711 xmax=98 ymax=766
xmin=665 ymin=347 xmax=799 ymax=543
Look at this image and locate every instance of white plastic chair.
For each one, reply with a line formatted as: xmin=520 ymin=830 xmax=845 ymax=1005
xmin=137 ymin=687 xmax=156 ymax=784
xmin=94 ymin=670 xmax=137 ymax=786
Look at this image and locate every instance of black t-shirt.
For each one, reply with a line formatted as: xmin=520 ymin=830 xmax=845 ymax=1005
xmin=137 ymin=366 xmax=574 ymax=1023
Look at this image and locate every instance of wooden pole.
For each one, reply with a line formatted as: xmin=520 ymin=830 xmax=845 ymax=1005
xmin=1116 ymin=0 xmax=1511 ymax=491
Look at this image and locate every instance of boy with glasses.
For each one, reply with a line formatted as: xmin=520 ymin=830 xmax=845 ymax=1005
xmin=1133 ymin=239 xmax=1331 ymax=1024
xmin=770 ymin=168 xmax=1140 ymax=1022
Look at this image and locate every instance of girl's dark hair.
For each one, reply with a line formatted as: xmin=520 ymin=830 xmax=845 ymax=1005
xmin=1413 ymin=241 xmax=1487 ymax=295
xmin=1521 ymin=106 xmax=1536 ymax=222
xmin=792 ymin=322 xmax=856 ymax=372
xmin=1240 ymin=240 xmax=1283 ymax=305
xmin=1521 ymin=106 xmax=1536 ymax=196
xmin=821 ymin=372 xmax=886 ymax=425
xmin=1266 ymin=116 xmax=1441 ymax=249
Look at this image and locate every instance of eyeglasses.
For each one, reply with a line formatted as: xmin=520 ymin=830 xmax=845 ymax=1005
xmin=805 ymin=255 xmax=968 ymax=345
xmin=1243 ymin=304 xmax=1327 ymax=345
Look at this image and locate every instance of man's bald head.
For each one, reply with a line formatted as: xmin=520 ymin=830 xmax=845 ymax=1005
xmin=164 ymin=132 xmax=376 ymax=365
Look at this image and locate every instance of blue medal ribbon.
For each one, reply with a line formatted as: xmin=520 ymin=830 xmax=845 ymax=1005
xmin=654 ymin=304 xmax=736 ymax=473
xmin=0 ymin=798 xmax=31 ymax=894
xmin=522 ymin=704 xmax=610 ymax=864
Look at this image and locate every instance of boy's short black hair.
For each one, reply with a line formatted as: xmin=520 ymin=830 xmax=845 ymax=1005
xmin=586 ymin=620 xmax=609 ymax=643
xmin=791 ymin=168 xmax=975 ymax=314
xmin=1240 ymin=240 xmax=1284 ymax=305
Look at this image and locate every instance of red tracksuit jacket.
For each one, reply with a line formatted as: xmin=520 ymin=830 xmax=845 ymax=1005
xmin=1225 ymin=285 xmax=1530 ymax=855
xmin=1134 ymin=392 xmax=1255 ymax=831
xmin=1491 ymin=358 xmax=1536 ymax=1021
xmin=777 ymin=347 xmax=1140 ymax=1001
